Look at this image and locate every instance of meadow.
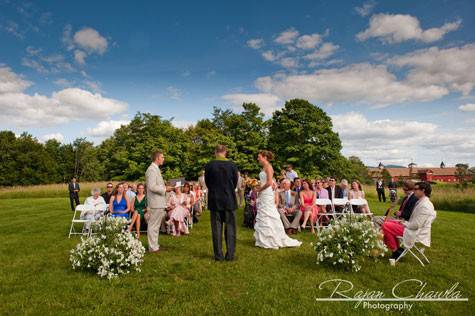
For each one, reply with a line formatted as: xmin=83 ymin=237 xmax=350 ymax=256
xmin=1 ymin=183 xmax=474 ymax=315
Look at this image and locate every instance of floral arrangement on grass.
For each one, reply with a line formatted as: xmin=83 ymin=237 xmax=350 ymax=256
xmin=70 ymin=217 xmax=145 ymax=279
xmin=314 ymin=215 xmax=387 ymax=272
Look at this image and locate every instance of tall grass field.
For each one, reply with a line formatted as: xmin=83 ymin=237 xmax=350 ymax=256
xmin=1 ymin=183 xmax=474 ymax=315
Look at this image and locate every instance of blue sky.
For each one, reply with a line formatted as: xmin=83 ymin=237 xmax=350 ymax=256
xmin=1 ymin=0 xmax=474 ymax=167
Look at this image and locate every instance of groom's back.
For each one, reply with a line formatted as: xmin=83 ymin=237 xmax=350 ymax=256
xmin=204 ymin=160 xmax=238 ymax=211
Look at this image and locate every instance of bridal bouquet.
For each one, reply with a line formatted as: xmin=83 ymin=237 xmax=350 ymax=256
xmin=70 ymin=217 xmax=145 ymax=279
xmin=314 ymin=215 xmax=387 ymax=272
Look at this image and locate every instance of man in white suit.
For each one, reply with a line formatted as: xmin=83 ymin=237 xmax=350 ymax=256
xmin=382 ymin=181 xmax=436 ymax=259
xmin=146 ymin=150 xmax=172 ymax=253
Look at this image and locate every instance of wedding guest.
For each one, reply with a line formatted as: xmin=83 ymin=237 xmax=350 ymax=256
xmin=81 ymin=188 xmax=107 ymax=229
xmin=192 ymin=182 xmax=203 ymax=217
xmin=68 ymin=177 xmax=80 ymax=211
xmin=348 ymin=180 xmax=370 ymax=214
xmin=389 ymin=181 xmax=398 ymax=207
xmin=340 ymin=179 xmax=349 ymax=198
xmin=109 ymin=182 xmax=131 ymax=218
xmin=183 ymin=182 xmax=194 ymax=225
xmin=166 ymin=185 xmax=190 ymax=236
xmin=286 ymin=164 xmax=299 ymax=181
xmin=300 ymin=179 xmax=318 ymax=234
xmin=373 ymin=181 xmax=418 ymax=228
xmin=236 ymin=171 xmax=245 ymax=208
xmin=102 ymin=182 xmax=114 ymax=204
xmin=322 ymin=179 xmax=329 ymax=189
xmin=124 ymin=182 xmax=136 ymax=203
xmin=293 ymin=178 xmax=303 ymax=195
xmin=327 ymin=177 xmax=343 ymax=201
xmin=376 ymin=178 xmax=386 ymax=202
xmin=315 ymin=179 xmax=329 ymax=224
xmin=382 ymin=182 xmax=436 ymax=259
xmin=277 ymin=179 xmax=302 ymax=234
xmin=129 ymin=183 xmax=147 ymax=238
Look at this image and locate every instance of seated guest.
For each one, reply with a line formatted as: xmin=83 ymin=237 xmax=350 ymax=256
xmin=124 ymin=182 xmax=136 ymax=203
xmin=373 ymin=181 xmax=418 ymax=228
xmin=348 ymin=180 xmax=370 ymax=214
xmin=81 ymin=188 xmax=107 ymax=229
xmin=277 ymin=179 xmax=302 ymax=234
xmin=300 ymin=179 xmax=318 ymax=234
xmin=192 ymin=182 xmax=203 ymax=217
xmin=382 ymin=182 xmax=436 ymax=259
xmin=315 ymin=179 xmax=329 ymax=223
xmin=109 ymin=182 xmax=131 ymax=218
xmin=183 ymin=182 xmax=195 ymax=224
xmin=293 ymin=178 xmax=303 ymax=196
xmin=248 ymin=186 xmax=258 ymax=217
xmin=327 ymin=177 xmax=343 ymax=201
xmin=129 ymin=183 xmax=147 ymax=238
xmin=340 ymin=179 xmax=349 ymax=198
xmin=166 ymin=184 xmax=190 ymax=236
xmin=322 ymin=178 xmax=329 ymax=189
xmin=102 ymin=182 xmax=114 ymax=204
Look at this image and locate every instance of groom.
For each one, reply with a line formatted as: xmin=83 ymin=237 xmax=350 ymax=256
xmin=205 ymin=144 xmax=239 ymax=261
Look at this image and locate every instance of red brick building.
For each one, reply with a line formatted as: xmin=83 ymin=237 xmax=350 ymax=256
xmin=369 ymin=162 xmax=471 ymax=183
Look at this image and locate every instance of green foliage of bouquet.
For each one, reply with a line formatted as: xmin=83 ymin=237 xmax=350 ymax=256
xmin=70 ymin=217 xmax=146 ymax=279
xmin=314 ymin=215 xmax=387 ymax=272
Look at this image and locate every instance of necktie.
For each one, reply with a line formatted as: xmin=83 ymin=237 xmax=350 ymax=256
xmin=286 ymin=191 xmax=291 ymax=207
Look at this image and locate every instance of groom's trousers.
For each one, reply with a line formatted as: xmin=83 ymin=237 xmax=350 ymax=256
xmin=210 ymin=209 xmax=236 ymax=261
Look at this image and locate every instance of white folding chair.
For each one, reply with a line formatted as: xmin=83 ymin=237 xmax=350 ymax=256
xmin=332 ymin=198 xmax=349 ymax=219
xmin=349 ymin=198 xmax=373 ymax=216
xmin=315 ymin=198 xmax=332 ymax=233
xmin=395 ymin=215 xmax=436 ymax=266
xmin=68 ymin=205 xmax=94 ymax=238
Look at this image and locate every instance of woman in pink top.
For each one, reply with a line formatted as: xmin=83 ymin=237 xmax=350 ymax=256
xmin=299 ymin=180 xmax=318 ymax=233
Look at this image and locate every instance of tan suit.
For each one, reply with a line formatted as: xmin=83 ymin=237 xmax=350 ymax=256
xmin=146 ymin=162 xmax=167 ymax=251
xmin=277 ymin=190 xmax=302 ymax=230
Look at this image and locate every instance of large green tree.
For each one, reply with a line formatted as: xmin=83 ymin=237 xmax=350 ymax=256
xmin=268 ymin=99 xmax=344 ymax=177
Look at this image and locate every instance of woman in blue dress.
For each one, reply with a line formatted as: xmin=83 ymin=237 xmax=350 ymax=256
xmin=109 ymin=182 xmax=131 ymax=218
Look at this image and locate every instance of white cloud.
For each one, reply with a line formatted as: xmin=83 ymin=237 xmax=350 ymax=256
xmin=332 ymin=112 xmax=475 ymax=165
xmin=40 ymin=133 xmax=64 ymax=143
xmin=355 ymin=1 xmax=377 ymax=17
xmin=247 ymin=38 xmax=264 ymax=49
xmin=171 ymin=119 xmax=195 ymax=129
xmin=222 ymin=93 xmax=282 ymax=115
xmin=279 ymin=57 xmax=299 ymax=69
xmin=389 ymin=44 xmax=475 ymax=95
xmin=73 ymin=27 xmax=108 ymax=54
xmin=0 ymin=67 xmax=32 ymax=93
xmin=22 ymin=47 xmax=75 ymax=74
xmin=296 ymin=33 xmax=322 ymax=49
xmin=459 ymin=103 xmax=475 ymax=112
xmin=262 ymin=50 xmax=279 ymax=62
xmin=0 ymin=67 xmax=128 ymax=127
xmin=254 ymin=63 xmax=447 ymax=106
xmin=53 ymin=78 xmax=74 ymax=87
xmin=274 ymin=28 xmax=299 ymax=45
xmin=166 ymin=86 xmax=182 ymax=100
xmin=304 ymin=42 xmax=339 ymax=60
xmin=357 ymin=14 xmax=461 ymax=43
xmin=86 ymin=120 xmax=129 ymax=137
xmin=74 ymin=50 xmax=87 ymax=65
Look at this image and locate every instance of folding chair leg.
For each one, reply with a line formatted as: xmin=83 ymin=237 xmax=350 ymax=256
xmin=415 ymin=246 xmax=430 ymax=264
xmin=395 ymin=248 xmax=408 ymax=263
xmin=408 ymin=248 xmax=425 ymax=266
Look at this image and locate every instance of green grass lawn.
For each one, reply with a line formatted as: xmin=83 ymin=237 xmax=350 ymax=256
xmin=1 ymin=196 xmax=474 ymax=315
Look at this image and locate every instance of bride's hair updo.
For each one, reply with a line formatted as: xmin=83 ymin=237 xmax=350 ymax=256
xmin=259 ymin=150 xmax=274 ymax=161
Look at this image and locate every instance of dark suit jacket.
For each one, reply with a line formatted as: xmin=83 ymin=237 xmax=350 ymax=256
xmin=398 ymin=193 xmax=418 ymax=221
xmin=326 ymin=186 xmax=343 ymax=201
xmin=68 ymin=182 xmax=80 ymax=195
xmin=205 ymin=159 xmax=239 ymax=211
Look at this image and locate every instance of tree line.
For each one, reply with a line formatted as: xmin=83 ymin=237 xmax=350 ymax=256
xmin=0 ymin=99 xmax=372 ymax=186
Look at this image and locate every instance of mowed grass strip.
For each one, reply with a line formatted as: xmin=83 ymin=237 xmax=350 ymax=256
xmin=1 ymin=196 xmax=474 ymax=315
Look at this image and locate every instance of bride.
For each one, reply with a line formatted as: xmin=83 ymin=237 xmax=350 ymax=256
xmin=254 ymin=150 xmax=302 ymax=249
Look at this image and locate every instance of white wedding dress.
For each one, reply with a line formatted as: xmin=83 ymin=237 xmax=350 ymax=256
xmin=254 ymin=171 xmax=302 ymax=249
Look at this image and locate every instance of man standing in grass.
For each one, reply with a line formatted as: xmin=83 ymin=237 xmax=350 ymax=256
xmin=146 ymin=150 xmax=173 ymax=253
xmin=68 ymin=177 xmax=80 ymax=211
xmin=205 ymin=144 xmax=239 ymax=261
